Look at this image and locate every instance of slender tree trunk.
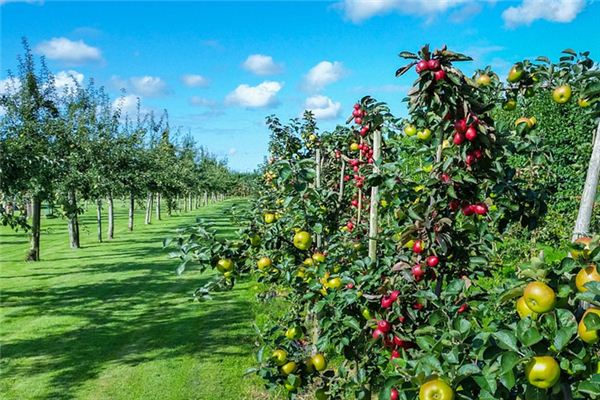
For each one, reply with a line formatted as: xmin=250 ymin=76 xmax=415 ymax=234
xmin=68 ymin=190 xmax=81 ymax=249
xmin=96 ymin=199 xmax=103 ymax=243
xmin=156 ymin=192 xmax=161 ymax=220
xmin=573 ymin=119 xmax=600 ymax=240
xmin=188 ymin=193 xmax=192 ymax=211
xmin=128 ymin=192 xmax=134 ymax=231
xmin=107 ymin=193 xmax=114 ymax=240
xmin=26 ymin=200 xmax=33 ymax=220
xmin=184 ymin=193 xmax=189 ymax=212
xmin=26 ymin=195 xmax=41 ymax=261
xmin=203 ymin=191 xmax=208 ymax=206
xmin=167 ymin=196 xmax=172 ymax=217
xmin=145 ymin=192 xmax=153 ymax=224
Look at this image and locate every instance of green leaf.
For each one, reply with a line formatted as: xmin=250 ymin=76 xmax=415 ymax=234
xmin=493 ymin=330 xmax=519 ymax=352
xmin=584 ymin=311 xmax=600 ymax=331
xmin=517 ymin=318 xmax=543 ymax=347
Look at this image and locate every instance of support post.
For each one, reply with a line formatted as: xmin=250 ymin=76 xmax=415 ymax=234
xmin=573 ymin=119 xmax=600 ymax=240
xmin=368 ymin=130 xmax=381 ymax=260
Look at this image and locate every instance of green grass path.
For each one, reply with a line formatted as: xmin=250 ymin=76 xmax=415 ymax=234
xmin=0 ymin=199 xmax=269 ymax=400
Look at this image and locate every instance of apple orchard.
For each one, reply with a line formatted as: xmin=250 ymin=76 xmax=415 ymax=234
xmin=169 ymin=45 xmax=600 ymax=399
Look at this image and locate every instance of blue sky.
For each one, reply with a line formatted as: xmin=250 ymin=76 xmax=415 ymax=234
xmin=1 ymin=0 xmax=599 ymax=171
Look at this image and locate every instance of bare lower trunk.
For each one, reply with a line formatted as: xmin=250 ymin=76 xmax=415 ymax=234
xmin=573 ymin=119 xmax=600 ymax=240
xmin=96 ymin=199 xmax=103 ymax=242
xmin=68 ymin=190 xmax=81 ymax=249
xmin=156 ymin=192 xmax=161 ymax=220
xmin=203 ymin=191 xmax=208 ymax=206
xmin=167 ymin=196 xmax=172 ymax=217
xmin=26 ymin=196 xmax=41 ymax=261
xmin=145 ymin=192 xmax=153 ymax=224
xmin=26 ymin=200 xmax=33 ymax=220
xmin=107 ymin=193 xmax=114 ymax=240
xmin=368 ymin=130 xmax=382 ymax=261
xmin=128 ymin=192 xmax=134 ymax=231
xmin=184 ymin=193 xmax=189 ymax=212
xmin=188 ymin=193 xmax=193 ymax=210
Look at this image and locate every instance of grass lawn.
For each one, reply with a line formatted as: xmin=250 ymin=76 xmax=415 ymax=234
xmin=0 ymin=198 xmax=276 ymax=400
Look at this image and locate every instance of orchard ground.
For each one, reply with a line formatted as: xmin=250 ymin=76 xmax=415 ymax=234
xmin=0 ymin=199 xmax=281 ymax=400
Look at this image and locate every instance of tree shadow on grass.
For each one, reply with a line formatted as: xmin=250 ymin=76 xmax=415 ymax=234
xmin=1 ymin=201 xmax=258 ymax=400
xmin=1 ymin=270 xmax=257 ymax=399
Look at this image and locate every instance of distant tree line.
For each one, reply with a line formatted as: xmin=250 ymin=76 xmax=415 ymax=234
xmin=0 ymin=39 xmax=256 ymax=261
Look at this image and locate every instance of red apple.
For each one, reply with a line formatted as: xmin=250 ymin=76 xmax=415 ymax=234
xmin=372 ymin=328 xmax=384 ymax=340
xmin=377 ymin=320 xmax=391 ymax=333
xmin=454 ymin=119 xmax=467 ymax=134
xmin=428 ymin=59 xmax=440 ymax=70
xmin=390 ymin=290 xmax=400 ymax=301
xmin=353 ymin=103 xmax=361 ymax=110
xmin=354 ymin=117 xmax=362 ymax=125
xmin=434 ymin=69 xmax=446 ymax=81
xmin=390 ymin=388 xmax=399 ymax=400
xmin=453 ymin=132 xmax=465 ymax=145
xmin=449 ymin=199 xmax=460 ymax=211
xmin=458 ymin=303 xmax=469 ymax=314
xmin=381 ymin=296 xmax=394 ymax=309
xmin=426 ymin=255 xmax=439 ymax=268
xmin=412 ymin=240 xmax=424 ymax=254
xmin=462 ymin=204 xmax=474 ymax=216
xmin=390 ymin=350 xmax=400 ymax=360
xmin=413 ymin=302 xmax=424 ymax=311
xmin=465 ymin=126 xmax=477 ymax=141
xmin=412 ymin=264 xmax=425 ymax=281
xmin=416 ymin=60 xmax=428 ymax=73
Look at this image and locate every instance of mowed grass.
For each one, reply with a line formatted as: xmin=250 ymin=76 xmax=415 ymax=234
xmin=0 ymin=198 xmax=274 ymax=400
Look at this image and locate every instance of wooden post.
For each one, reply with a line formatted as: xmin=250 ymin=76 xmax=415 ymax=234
xmin=145 ymin=192 xmax=153 ymax=224
xmin=315 ymin=148 xmax=322 ymax=249
xmin=368 ymin=130 xmax=381 ymax=261
xmin=338 ymin=159 xmax=346 ymax=203
xmin=156 ymin=192 xmax=161 ymax=220
xmin=573 ymin=119 xmax=600 ymax=240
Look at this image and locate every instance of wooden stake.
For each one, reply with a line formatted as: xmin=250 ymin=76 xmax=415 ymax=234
xmin=368 ymin=130 xmax=382 ymax=260
xmin=573 ymin=119 xmax=600 ymax=241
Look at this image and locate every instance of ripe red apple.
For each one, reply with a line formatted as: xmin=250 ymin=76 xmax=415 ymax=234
xmin=453 ymin=132 xmax=465 ymax=145
xmin=354 ymin=117 xmax=362 ymax=125
xmin=413 ymin=240 xmax=424 ymax=254
xmin=346 ymin=283 xmax=354 ymax=289
xmin=454 ymin=119 xmax=467 ymax=134
xmin=426 ymin=255 xmax=439 ymax=268
xmin=377 ymin=320 xmax=391 ymax=333
xmin=381 ymin=295 xmax=394 ymax=309
xmin=462 ymin=204 xmax=474 ymax=216
xmin=390 ymin=350 xmax=400 ymax=360
xmin=473 ymin=149 xmax=483 ymax=159
xmin=390 ymin=388 xmax=399 ymax=400
xmin=465 ymin=153 xmax=476 ymax=166
xmin=372 ymin=328 xmax=384 ymax=340
xmin=390 ymin=290 xmax=400 ymax=301
xmin=398 ymin=316 xmax=406 ymax=324
xmin=353 ymin=103 xmax=360 ymax=110
xmin=473 ymin=203 xmax=488 ymax=215
xmin=360 ymin=126 xmax=369 ymax=135
xmin=465 ymin=126 xmax=477 ymax=141
xmin=440 ymin=173 xmax=451 ymax=183
xmin=416 ymin=60 xmax=428 ymax=73
xmin=449 ymin=199 xmax=460 ymax=211
xmin=434 ymin=69 xmax=446 ymax=81
xmin=352 ymin=109 xmax=362 ymax=117
xmin=412 ymin=264 xmax=425 ymax=281
xmin=413 ymin=302 xmax=424 ymax=311
xmin=428 ymin=59 xmax=440 ymax=70
xmin=458 ymin=303 xmax=469 ymax=314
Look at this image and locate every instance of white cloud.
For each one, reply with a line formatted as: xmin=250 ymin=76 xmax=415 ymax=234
xmin=189 ymin=96 xmax=217 ymax=107
xmin=228 ymin=148 xmax=238 ymax=156
xmin=0 ymin=77 xmax=21 ymax=95
xmin=182 ymin=74 xmax=209 ymax=87
xmin=35 ymin=37 xmax=102 ymax=64
xmin=502 ymin=0 xmax=587 ymax=27
xmin=242 ymin=54 xmax=283 ymax=75
xmin=337 ymin=0 xmax=471 ymax=23
xmin=130 ymin=76 xmax=168 ymax=97
xmin=303 ymin=61 xmax=346 ymax=92
xmin=304 ymin=95 xmax=342 ymax=120
xmin=54 ymin=70 xmax=84 ymax=92
xmin=112 ymin=94 xmax=141 ymax=117
xmin=225 ymin=81 xmax=282 ymax=108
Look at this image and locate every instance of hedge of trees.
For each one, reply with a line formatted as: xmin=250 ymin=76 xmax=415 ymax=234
xmin=0 ymin=40 xmax=254 ymax=261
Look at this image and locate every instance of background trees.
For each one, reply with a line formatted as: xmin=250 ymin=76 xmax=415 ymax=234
xmin=0 ymin=40 xmax=253 ymax=260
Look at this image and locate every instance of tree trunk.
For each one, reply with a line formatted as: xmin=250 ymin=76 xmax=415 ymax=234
xmin=156 ymin=192 xmax=161 ymax=220
xmin=188 ymin=193 xmax=193 ymax=211
xmin=145 ymin=192 xmax=153 ymax=224
xmin=96 ymin=199 xmax=103 ymax=243
xmin=128 ymin=192 xmax=134 ymax=231
xmin=26 ymin=195 xmax=41 ymax=261
xmin=107 ymin=193 xmax=114 ymax=240
xmin=573 ymin=119 xmax=600 ymax=240
xmin=167 ymin=196 xmax=172 ymax=217
xmin=68 ymin=190 xmax=81 ymax=249
xmin=184 ymin=193 xmax=189 ymax=212
xmin=203 ymin=191 xmax=208 ymax=206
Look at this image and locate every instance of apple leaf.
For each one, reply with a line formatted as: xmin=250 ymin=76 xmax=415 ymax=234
xmin=493 ymin=330 xmax=519 ymax=352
